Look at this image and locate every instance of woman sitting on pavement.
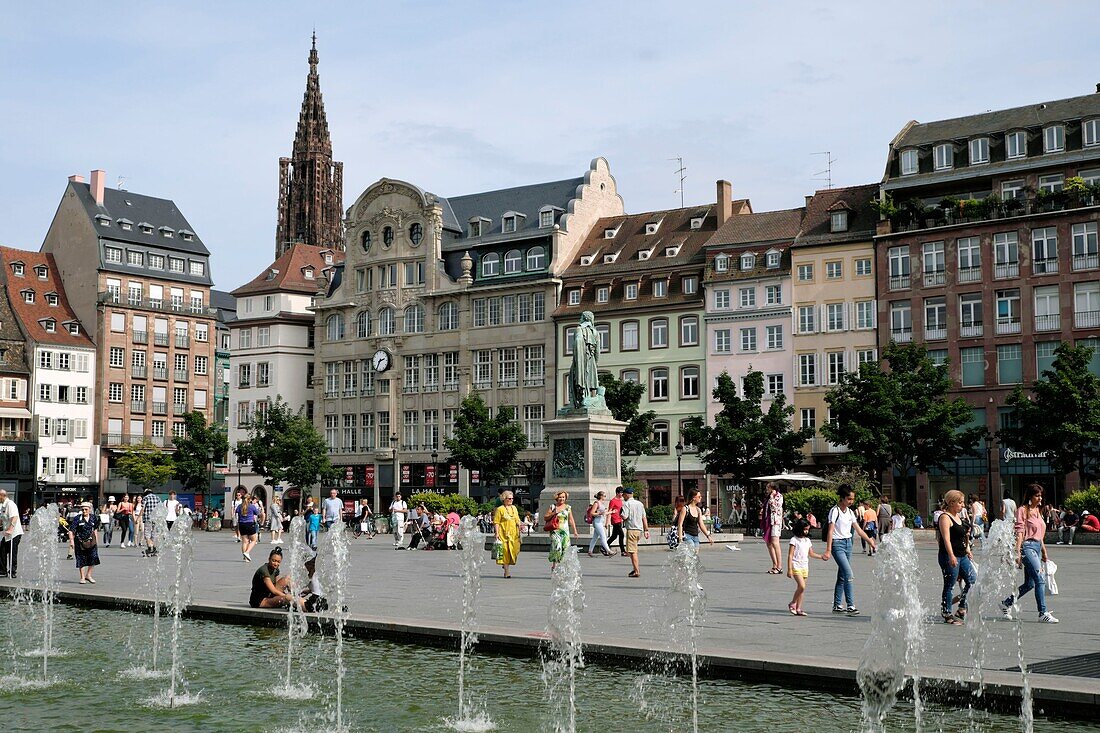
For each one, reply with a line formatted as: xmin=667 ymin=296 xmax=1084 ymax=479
xmin=249 ymin=548 xmax=303 ymax=610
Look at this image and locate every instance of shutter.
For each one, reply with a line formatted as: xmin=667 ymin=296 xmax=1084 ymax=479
xmin=16 ymin=379 xmax=26 ymax=400
xmin=39 ymin=416 xmax=50 ymax=437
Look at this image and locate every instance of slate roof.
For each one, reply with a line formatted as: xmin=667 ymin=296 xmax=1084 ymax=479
xmin=439 ymin=177 xmax=583 ymax=250
xmin=895 ymin=91 xmax=1100 ymax=148
xmin=0 ymin=246 xmax=94 ymax=348
xmin=707 ymin=207 xmax=804 ymax=247
xmin=232 ymin=243 xmax=343 ymax=297
xmin=794 ymin=184 xmax=880 ymax=247
xmin=71 ymin=181 xmax=209 ymax=255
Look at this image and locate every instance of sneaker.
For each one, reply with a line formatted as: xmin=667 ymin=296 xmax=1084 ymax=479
xmin=832 ymin=605 xmax=846 ymax=614
xmin=1038 ymin=612 xmax=1059 ymax=624
xmin=846 ymin=607 xmax=861 ymax=616
xmin=1001 ymin=604 xmax=1014 ymax=620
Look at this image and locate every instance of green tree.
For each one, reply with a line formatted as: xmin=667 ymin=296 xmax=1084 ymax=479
xmin=998 ymin=343 xmax=1100 ymax=494
xmin=444 ymin=392 xmax=529 ymax=488
xmin=682 ymin=369 xmax=811 ymax=496
xmin=234 ymin=398 xmax=338 ymax=491
xmin=172 ymin=411 xmax=229 ymax=495
xmin=599 ymin=372 xmax=656 ymax=476
xmin=115 ymin=441 xmax=175 ymax=491
xmin=823 ymin=341 xmax=986 ymax=488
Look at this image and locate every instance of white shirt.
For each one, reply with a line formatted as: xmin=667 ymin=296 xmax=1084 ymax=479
xmin=789 ymin=536 xmax=812 ymax=570
xmin=322 ymin=497 xmax=344 ymax=523
xmin=164 ymin=499 xmax=181 ymax=521
xmin=972 ymin=501 xmax=986 ymax=520
xmin=389 ymin=500 xmax=408 ymax=520
xmin=1003 ymin=498 xmax=1017 ymax=519
xmin=2 ymin=499 xmax=22 ymax=539
xmin=827 ymin=505 xmax=857 ymax=540
xmin=891 ymin=514 xmax=904 ymax=530
xmin=621 ymin=498 xmax=646 ymax=531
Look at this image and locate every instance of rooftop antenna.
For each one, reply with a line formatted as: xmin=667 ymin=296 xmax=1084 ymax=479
xmin=116 ymin=176 xmax=127 ymax=190
xmin=812 ymin=151 xmax=835 ymax=189
xmin=669 ymin=156 xmax=687 ymax=208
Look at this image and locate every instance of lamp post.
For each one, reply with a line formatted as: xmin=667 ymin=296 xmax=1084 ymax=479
xmin=675 ymin=441 xmax=684 ymax=498
xmin=431 ymin=449 xmax=439 ymax=493
xmin=206 ymin=448 xmax=214 ymax=526
xmin=985 ymin=436 xmax=996 ymax=520
xmin=390 ymin=434 xmax=398 ymax=503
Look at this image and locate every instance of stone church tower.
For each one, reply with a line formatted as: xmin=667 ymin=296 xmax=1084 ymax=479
xmin=276 ymin=34 xmax=345 ymax=257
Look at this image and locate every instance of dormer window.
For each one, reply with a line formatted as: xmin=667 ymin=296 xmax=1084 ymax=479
xmin=303 ymin=268 xmax=315 ymax=280
xmin=596 ymin=286 xmax=609 ymax=304
xmin=481 ymin=252 xmax=500 ymax=276
xmin=127 ymin=251 xmax=143 ymax=266
xmin=604 ymin=225 xmax=620 ymax=238
xmin=740 ymin=253 xmax=756 ymax=270
xmin=68 ymin=323 xmax=80 ymax=336
xmin=21 ymin=290 xmax=34 ymax=304
xmin=468 ymin=217 xmax=490 ymax=237
xmin=45 ymin=293 xmax=59 ymax=306
xmin=638 ymin=249 xmax=652 ymax=261
xmin=383 ymin=226 xmax=394 ymax=246
xmin=568 ymin=289 xmax=581 ymax=306
xmin=95 ymin=215 xmax=111 ymax=227
xmin=766 ymin=250 xmax=781 ymax=268
xmin=539 ymin=208 xmax=555 ymax=228
xmin=324 ymin=252 xmax=334 ymax=265
xmin=41 ymin=319 xmax=56 ymax=333
xmin=138 ymin=222 xmax=153 ymax=234
xmin=690 ymin=216 xmax=705 ymax=230
xmin=504 ymin=249 xmax=522 ymax=274
xmin=645 ymin=220 xmax=662 ymax=235
xmin=969 ymin=137 xmax=990 ymax=165
xmin=603 ymin=252 xmax=618 ymax=264
xmin=652 ymin=279 xmax=667 ymax=298
xmin=34 ymin=266 xmax=48 ymax=279
xmin=625 ymin=283 xmax=638 ymax=300
xmin=118 ymin=218 xmax=133 ymax=231
xmin=1085 ymin=119 xmax=1100 ymax=148
xmin=1006 ymin=130 xmax=1027 ymax=159
xmin=502 ymin=215 xmax=517 ymax=233
xmin=933 ymin=143 xmax=953 ymax=171
xmin=830 ymin=211 xmax=849 ymax=232
xmin=664 ymin=245 xmax=681 ymax=258
xmin=1043 ymin=125 xmax=1065 ymax=153
xmin=11 ymin=262 xmax=24 ymax=276
xmin=900 ymin=149 xmax=919 ymax=175
xmin=159 ymin=226 xmax=174 ymax=238
xmin=715 ymin=254 xmax=729 ymax=273
xmin=580 ymin=254 xmax=596 ymax=266
xmin=180 ymin=229 xmax=195 ymax=241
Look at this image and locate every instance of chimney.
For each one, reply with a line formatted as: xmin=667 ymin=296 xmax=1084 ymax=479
xmin=90 ymin=169 xmax=106 ymax=206
xmin=68 ymin=174 xmax=85 ymax=184
xmin=1096 ymin=82 xmax=1100 ymax=93
xmin=716 ymin=180 xmax=733 ymax=226
xmin=805 ymin=195 xmax=813 ymax=207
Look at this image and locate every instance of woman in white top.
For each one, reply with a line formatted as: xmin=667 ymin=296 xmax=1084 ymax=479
xmin=586 ymin=491 xmax=611 ymax=557
xmin=822 ymin=484 xmax=876 ymax=616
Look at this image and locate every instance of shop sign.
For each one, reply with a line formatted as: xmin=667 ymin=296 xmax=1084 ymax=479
xmin=1002 ymin=448 xmax=1049 ymax=463
xmin=471 ymin=469 xmax=480 ymax=485
xmin=425 ymin=464 xmax=436 ymax=487
xmin=449 ymin=464 xmax=458 ymax=483
xmin=365 ymin=465 xmax=375 ymax=488
xmin=401 ymin=464 xmax=411 ymax=484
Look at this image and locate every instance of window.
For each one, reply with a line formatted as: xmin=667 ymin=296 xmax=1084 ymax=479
xmin=765 ymin=285 xmax=782 ymax=305
xmin=650 ymin=319 xmax=668 ymax=348
xmin=800 ymin=408 xmax=816 ymax=432
xmin=109 ymin=347 xmax=124 ymax=368
xmin=105 ymin=247 xmax=122 ymax=263
xmin=404 ymin=305 xmax=425 ymax=334
xmin=798 ymin=305 xmax=816 ymax=334
xmin=380 ymin=226 xmax=394 ymax=247
xmin=995 ymin=289 xmax=1021 ymax=333
xmin=523 ymin=346 xmax=544 ymax=386
xmin=825 ymin=261 xmax=842 ymax=279
xmin=1043 ymin=125 xmax=1065 ymax=153
xmin=827 ymin=351 xmax=846 ymax=384
xmin=1073 ymin=223 xmax=1099 ymax=270
xmin=127 ymin=250 xmax=144 ymax=266
xmin=830 ymin=211 xmax=848 ymax=232
xmin=650 ymin=368 xmax=669 ymax=400
xmin=1001 ymin=180 xmax=1025 ymax=201
xmin=438 ymin=302 xmax=459 ymax=331
xmin=539 ymin=210 xmax=554 ymax=228
xmin=933 ymin=143 xmax=953 ymax=170
xmin=354 ymin=310 xmax=372 ymax=338
xmin=473 ymin=350 xmax=492 ymax=388
xmin=922 ymin=241 xmax=945 ymax=284
xmin=45 ymin=293 xmax=58 ymax=307
xmin=567 ymin=289 xmax=581 ymax=306
xmin=652 ymin=279 xmax=667 ymax=298
xmin=256 ymin=326 xmax=270 ymax=347
xmin=888 ymin=246 xmax=910 ymax=287
xmin=740 ymin=253 xmax=755 ymax=270
xmin=21 ymin=291 xmax=33 ymax=304
xmin=595 ymin=324 xmax=610 ymax=353
xmin=715 ymin=255 xmax=729 ymax=272
xmin=924 ymin=297 xmax=947 ymax=338
xmin=766 ymin=324 xmax=783 ymax=350
xmin=108 ymin=383 xmax=123 ymax=402
xmin=900 ymin=149 xmax=919 ymax=175
xmin=826 ymin=302 xmax=845 ymax=331
xmin=681 ymin=366 xmax=700 ymax=399
xmin=621 ymin=321 xmax=639 ymax=351
xmin=1075 ymin=281 xmax=1100 ymax=328
xmin=39 ymin=351 xmax=53 ymax=369
xmin=1034 ymin=341 xmax=1058 ymax=376
xmin=957 ymin=236 xmax=981 ymax=281
xmin=969 ymin=137 xmax=990 ymax=165
xmin=1034 ymin=286 xmax=1060 ymax=332
xmin=767 ymin=374 xmax=784 ymax=396
xmin=1032 ymin=227 xmax=1058 ymax=273
xmin=714 ymin=329 xmax=731 ymax=353
xmin=378 ymin=307 xmax=395 ymax=335
xmin=625 ymin=283 xmax=638 ymax=301
xmin=195 ymin=355 xmax=208 ymax=376
xmin=169 ymin=257 xmax=184 ymax=273
xmin=993 ymin=232 xmax=1019 ymax=277
xmin=1006 ymin=130 xmax=1027 ymax=159
xmin=766 ymin=251 xmax=781 ymax=268
xmin=481 ymin=253 xmax=499 ymax=276
xmin=1039 ymin=174 xmax=1064 ymax=194
xmin=239 ymin=363 xmax=253 ymax=388
xmin=959 ymin=293 xmax=983 ymax=336
xmin=739 ymin=327 xmax=757 ymax=352
xmin=621 ymin=369 xmax=640 ymax=384
xmin=797 ymin=263 xmax=813 ymax=281
xmin=325 ymin=314 xmax=345 ymax=341
xmin=889 ymin=301 xmax=912 ymax=341
xmin=714 ymin=289 xmax=730 ymax=309
xmin=739 ymin=287 xmax=756 ymax=308
xmin=997 ymin=344 xmax=1023 ymax=384
xmin=798 ymin=354 xmax=817 ymax=386
xmin=960 ymin=347 xmax=984 ymax=386
xmin=526 ymin=246 xmax=546 ymax=270
xmin=680 ymin=316 xmax=699 ymax=346
xmin=855 ymin=300 xmax=875 ymax=329
xmin=682 ymin=276 xmax=697 ymax=295
xmin=189 ymin=261 xmax=204 ymax=276
xmin=75 ymin=386 xmax=87 ymax=404
xmin=857 ymin=349 xmax=877 ymax=366
xmin=652 ymin=422 xmax=670 ymax=454
xmin=504 ymin=250 xmax=522 ymax=274
xmin=596 ymin=286 xmax=609 ymax=304
xmin=239 ymin=328 xmax=252 ymax=348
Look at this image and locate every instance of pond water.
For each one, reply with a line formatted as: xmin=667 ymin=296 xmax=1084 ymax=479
xmin=0 ymin=599 xmax=1090 ymax=733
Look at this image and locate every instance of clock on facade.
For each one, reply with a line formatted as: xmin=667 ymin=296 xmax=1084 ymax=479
xmin=372 ymin=349 xmax=391 ymax=373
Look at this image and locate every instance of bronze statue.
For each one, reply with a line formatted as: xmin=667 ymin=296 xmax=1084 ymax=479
xmin=568 ymin=311 xmax=600 ymax=408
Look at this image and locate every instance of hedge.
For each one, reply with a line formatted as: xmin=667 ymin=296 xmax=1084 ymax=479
xmin=407 ymin=492 xmax=478 ymax=516
xmin=648 ymin=504 xmax=674 ymax=526
xmin=1065 ymin=486 xmax=1100 ymax=516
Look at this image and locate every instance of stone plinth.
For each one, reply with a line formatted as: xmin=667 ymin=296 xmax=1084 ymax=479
xmin=537 ymin=409 xmax=627 ymax=523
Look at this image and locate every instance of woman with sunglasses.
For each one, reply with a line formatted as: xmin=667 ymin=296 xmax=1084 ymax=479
xmin=544 ymin=491 xmax=578 ymax=570
xmin=1002 ymin=483 xmax=1059 ymax=623
xmin=493 ymin=490 xmax=521 ymax=578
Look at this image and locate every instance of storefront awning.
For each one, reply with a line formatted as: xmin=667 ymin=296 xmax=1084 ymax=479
xmin=0 ymin=406 xmax=31 ymax=419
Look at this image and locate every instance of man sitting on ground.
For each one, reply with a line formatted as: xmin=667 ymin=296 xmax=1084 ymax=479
xmin=249 ymin=548 xmax=303 ymax=609
xmin=1080 ymin=510 xmax=1100 ymax=533
xmin=1058 ymin=508 xmax=1078 ymax=545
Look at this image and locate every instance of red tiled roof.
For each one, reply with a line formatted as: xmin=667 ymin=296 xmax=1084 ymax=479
xmin=0 ymin=246 xmax=94 ymax=348
xmin=708 ymin=207 xmax=804 ymax=247
xmin=795 ymin=184 xmax=880 ymax=246
xmin=231 ymin=243 xmax=345 ymax=296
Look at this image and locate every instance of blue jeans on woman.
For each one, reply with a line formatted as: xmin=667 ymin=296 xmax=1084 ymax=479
xmin=1004 ymin=539 xmax=1046 ymax=614
xmin=938 ymin=550 xmax=976 ymax=616
xmin=832 ymin=537 xmax=854 ymax=609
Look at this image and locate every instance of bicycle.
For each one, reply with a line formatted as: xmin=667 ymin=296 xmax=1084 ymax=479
xmin=350 ymin=515 xmax=376 ymax=539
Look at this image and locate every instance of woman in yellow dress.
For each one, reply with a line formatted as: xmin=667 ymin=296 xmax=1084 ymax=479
xmin=493 ymin=490 xmax=521 ymax=578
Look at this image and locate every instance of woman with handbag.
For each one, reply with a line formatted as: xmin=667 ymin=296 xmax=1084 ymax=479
xmin=586 ymin=491 xmax=611 ymax=557
xmin=544 ymin=491 xmax=577 ymax=570
xmin=68 ymin=502 xmax=101 ymax=584
xmin=493 ymin=490 xmax=521 ymax=577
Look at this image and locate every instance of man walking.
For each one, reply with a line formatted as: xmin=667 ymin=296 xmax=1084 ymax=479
xmin=322 ymin=488 xmax=344 ymax=532
xmin=389 ymin=493 xmax=408 ymax=549
xmin=138 ymin=488 xmax=162 ymax=557
xmin=606 ymin=487 xmax=626 ymax=557
xmin=0 ymin=489 xmax=22 ymax=578
xmin=877 ymin=495 xmax=893 ymax=538
xmin=620 ymin=486 xmax=650 ymax=578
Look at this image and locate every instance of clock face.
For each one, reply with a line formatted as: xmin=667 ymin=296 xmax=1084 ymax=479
xmin=372 ymin=350 xmax=390 ymax=373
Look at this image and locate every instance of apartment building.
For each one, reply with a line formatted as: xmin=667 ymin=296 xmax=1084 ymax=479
xmin=876 ymin=88 xmax=1100 ymax=509
xmin=42 ymin=170 xmax=218 ymax=497
xmin=790 ymin=185 xmax=879 ymax=470
xmin=0 ymin=280 xmax=35 ymax=511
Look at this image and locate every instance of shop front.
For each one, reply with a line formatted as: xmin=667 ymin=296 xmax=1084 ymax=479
xmin=399 ymin=461 xmax=461 ymax=497
xmin=0 ymin=441 xmax=36 ymax=512
xmin=999 ymin=448 xmax=1057 ymax=506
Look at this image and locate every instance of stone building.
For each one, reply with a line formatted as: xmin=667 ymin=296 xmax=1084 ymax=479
xmin=876 ymin=87 xmax=1100 ymax=509
xmin=0 ymin=276 xmax=35 ymax=511
xmin=313 ymin=158 xmax=624 ymax=510
xmin=42 ymin=170 xmax=218 ymax=502
xmin=275 ymin=35 xmax=344 ymax=258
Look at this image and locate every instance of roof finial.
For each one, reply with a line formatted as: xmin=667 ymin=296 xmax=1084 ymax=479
xmin=312 ymin=28 xmax=316 ymax=50
xmin=308 ymin=30 xmax=319 ymax=72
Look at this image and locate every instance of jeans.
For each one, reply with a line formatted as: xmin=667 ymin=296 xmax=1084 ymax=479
xmin=0 ymin=535 xmax=19 ymax=575
xmin=1004 ymin=539 xmax=1047 ymax=614
xmin=118 ymin=516 xmax=133 ymax=545
xmin=1060 ymin=525 xmax=1076 ymax=544
xmin=682 ymin=533 xmax=700 ymax=547
xmin=588 ymin=517 xmax=610 ymax=554
xmin=938 ymin=551 xmax=976 ymax=616
xmin=104 ymin=520 xmax=114 ymax=546
xmin=306 ymin=528 xmax=318 ymax=550
xmin=832 ymin=537 xmax=854 ymax=608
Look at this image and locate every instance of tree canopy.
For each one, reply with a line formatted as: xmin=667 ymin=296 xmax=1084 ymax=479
xmin=234 ymin=398 xmax=338 ymax=491
xmin=599 ymin=372 xmax=656 ymax=473
xmin=822 ymin=341 xmax=986 ymax=485
xmin=444 ymin=392 xmax=529 ymax=488
xmin=172 ymin=411 xmax=229 ymax=493
xmin=115 ymin=441 xmax=175 ymax=491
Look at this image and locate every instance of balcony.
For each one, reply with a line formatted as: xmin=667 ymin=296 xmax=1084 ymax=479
xmin=924 ymin=327 xmax=947 ymax=341
xmin=0 ymin=431 xmax=31 ymax=441
xmin=813 ymin=438 xmax=849 ymax=454
xmin=1035 ymin=314 xmax=1061 ymax=332
xmin=174 ymin=369 xmax=188 ymax=382
xmin=324 ymin=390 xmax=338 ymax=399
xmin=360 ymin=388 xmax=375 ymax=397
xmin=153 ymin=333 xmax=169 ymax=346
xmin=149 ymin=435 xmax=175 ymax=448
xmin=97 ymin=291 xmax=218 ymax=317
xmin=994 ymin=262 xmax=1020 ymax=279
xmin=133 ymin=330 xmax=148 ymax=344
xmin=152 ymin=401 xmax=167 ymax=415
xmin=152 ymin=367 xmax=168 ymax=380
xmin=960 ymin=323 xmax=984 ymax=338
xmin=1073 ymin=253 xmax=1099 ymax=271
xmin=1076 ymin=310 xmax=1100 ymax=329
xmin=132 ymin=365 xmax=147 ymax=378
xmin=890 ymin=327 xmax=913 ymax=343
xmin=52 ymin=433 xmax=71 ymax=444
xmin=922 ymin=270 xmax=946 ymax=286
xmin=443 ymin=381 xmax=460 ymax=392
xmin=131 ymin=400 xmax=146 ymax=412
xmin=401 ymin=385 xmax=420 ymax=394
xmin=995 ymin=317 xmax=1022 ymax=335
xmin=473 ymin=381 xmax=492 ymax=390
xmin=958 ymin=267 xmax=982 ymax=283
xmin=888 ymin=275 xmax=910 ymax=290
xmin=524 ymin=377 xmax=546 ymax=387
xmin=1033 ymin=258 xmax=1059 ymax=275
xmin=422 ymin=383 xmax=439 ymax=393
xmin=498 ymin=378 xmax=518 ymax=388
xmin=173 ymin=401 xmax=188 ymax=412
xmin=175 ymin=335 xmax=190 ymax=348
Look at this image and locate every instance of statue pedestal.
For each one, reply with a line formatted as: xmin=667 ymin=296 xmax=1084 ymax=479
xmin=537 ymin=409 xmax=627 ymax=526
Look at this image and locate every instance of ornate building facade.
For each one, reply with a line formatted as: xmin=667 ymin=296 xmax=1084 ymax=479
xmin=276 ymin=35 xmax=344 ymax=258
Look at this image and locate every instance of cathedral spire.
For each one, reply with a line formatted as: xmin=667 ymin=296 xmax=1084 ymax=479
xmin=276 ymin=35 xmax=344 ymax=257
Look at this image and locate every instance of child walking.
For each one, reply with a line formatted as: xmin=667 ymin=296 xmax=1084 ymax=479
xmin=787 ymin=519 xmax=825 ymax=616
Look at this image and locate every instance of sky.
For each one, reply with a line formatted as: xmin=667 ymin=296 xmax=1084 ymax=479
xmin=1 ymin=1 xmax=1097 ymax=291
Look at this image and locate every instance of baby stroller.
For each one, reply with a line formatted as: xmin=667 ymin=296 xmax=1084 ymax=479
xmin=423 ymin=524 xmax=452 ymax=551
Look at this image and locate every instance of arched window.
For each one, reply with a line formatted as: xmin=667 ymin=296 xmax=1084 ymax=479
xmin=404 ymin=304 xmax=425 ymax=333
xmin=378 ymin=307 xmax=395 ymax=336
xmin=383 ymin=226 xmax=394 ymax=247
xmin=482 ymin=253 xmax=500 ymax=276
xmin=526 ymin=246 xmax=546 ymax=270
xmin=325 ymin=314 xmax=345 ymax=341
xmin=504 ymin=249 xmax=522 ymax=274
xmin=360 ymin=230 xmax=371 ymax=251
xmin=438 ymin=302 xmax=459 ymax=331
xmin=356 ymin=310 xmax=372 ymax=338
xmin=409 ymin=223 xmax=423 ymax=245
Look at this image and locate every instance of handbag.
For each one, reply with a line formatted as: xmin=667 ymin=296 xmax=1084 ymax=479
xmin=543 ymin=515 xmax=559 ymax=533
xmin=584 ymin=504 xmax=595 ymax=524
xmin=79 ymin=534 xmax=97 ymax=551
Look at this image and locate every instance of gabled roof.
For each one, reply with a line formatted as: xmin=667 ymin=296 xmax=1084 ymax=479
xmin=794 ymin=184 xmax=880 ymax=247
xmin=439 ymin=177 xmax=584 ymax=249
xmin=707 ymin=207 xmax=804 ymax=247
xmin=70 ymin=181 xmax=209 ymax=255
xmin=232 ymin=243 xmax=344 ymax=297
xmin=0 ymin=246 xmax=94 ymax=348
xmin=895 ymin=90 xmax=1100 ymax=148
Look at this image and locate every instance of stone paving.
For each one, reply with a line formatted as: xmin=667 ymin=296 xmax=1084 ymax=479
xmin=2 ymin=528 xmax=1097 ymax=680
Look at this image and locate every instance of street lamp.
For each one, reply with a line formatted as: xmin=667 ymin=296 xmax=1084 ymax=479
xmin=675 ymin=441 xmax=684 ymax=498
xmin=206 ymin=448 xmax=214 ymax=525
xmin=390 ymin=434 xmax=398 ymax=501
xmin=431 ymin=449 xmax=439 ymax=493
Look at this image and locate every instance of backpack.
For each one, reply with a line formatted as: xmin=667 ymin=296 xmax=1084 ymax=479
xmin=584 ymin=503 xmax=595 ymax=524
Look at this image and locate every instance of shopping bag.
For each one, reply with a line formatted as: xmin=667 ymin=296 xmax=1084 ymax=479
xmin=492 ymin=539 xmax=504 ymax=561
xmin=359 ymin=522 xmax=370 ymax=533
xmin=1044 ymin=560 xmax=1059 ymax=595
